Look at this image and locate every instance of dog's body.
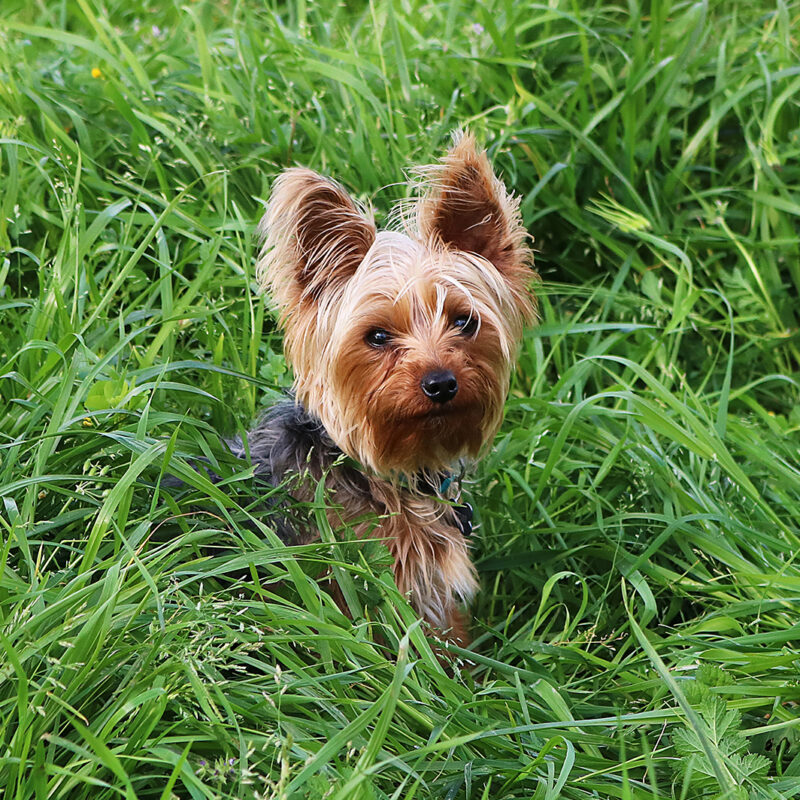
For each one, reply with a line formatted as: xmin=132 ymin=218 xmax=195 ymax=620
xmin=230 ymin=397 xmax=478 ymax=639
xmin=247 ymin=134 xmax=535 ymax=639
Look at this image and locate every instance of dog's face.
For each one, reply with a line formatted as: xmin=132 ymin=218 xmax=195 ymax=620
xmin=258 ymin=134 xmax=535 ymax=476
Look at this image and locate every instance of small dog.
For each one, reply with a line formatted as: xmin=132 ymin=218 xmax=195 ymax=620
xmin=234 ymin=133 xmax=535 ymax=642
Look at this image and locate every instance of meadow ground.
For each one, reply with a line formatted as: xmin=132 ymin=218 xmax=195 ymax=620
xmin=1 ymin=1 xmax=800 ymax=797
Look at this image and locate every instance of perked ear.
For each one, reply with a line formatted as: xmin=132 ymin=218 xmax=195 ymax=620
xmin=417 ymin=132 xmax=532 ymax=288
xmin=256 ymin=168 xmax=376 ymax=309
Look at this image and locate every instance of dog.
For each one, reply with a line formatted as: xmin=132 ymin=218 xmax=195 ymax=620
xmin=232 ymin=133 xmax=535 ymax=643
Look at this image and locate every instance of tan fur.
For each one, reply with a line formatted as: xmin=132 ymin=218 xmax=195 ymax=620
xmin=256 ymin=133 xmax=536 ymax=638
xmin=285 ymin=465 xmax=478 ymax=637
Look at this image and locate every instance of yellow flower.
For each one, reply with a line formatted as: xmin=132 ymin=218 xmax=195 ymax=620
xmin=91 ymin=67 xmax=102 ymax=79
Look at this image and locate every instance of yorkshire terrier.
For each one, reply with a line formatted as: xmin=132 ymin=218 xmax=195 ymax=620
xmin=232 ymin=133 xmax=535 ymax=642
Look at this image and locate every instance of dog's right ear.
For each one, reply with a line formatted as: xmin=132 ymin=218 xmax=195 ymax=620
xmin=417 ymin=133 xmax=532 ymax=286
xmin=256 ymin=169 xmax=376 ymax=311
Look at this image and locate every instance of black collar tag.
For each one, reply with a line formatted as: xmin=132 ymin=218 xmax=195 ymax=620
xmin=454 ymin=502 xmax=473 ymax=538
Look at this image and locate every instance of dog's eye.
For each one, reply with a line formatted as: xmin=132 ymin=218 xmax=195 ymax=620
xmin=366 ymin=328 xmax=391 ymax=347
xmin=453 ymin=315 xmax=478 ymax=336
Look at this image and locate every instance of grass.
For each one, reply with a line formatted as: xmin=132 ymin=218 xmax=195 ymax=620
xmin=1 ymin=0 xmax=800 ymax=797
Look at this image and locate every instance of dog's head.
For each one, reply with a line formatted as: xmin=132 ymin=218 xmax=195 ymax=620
xmin=257 ymin=133 xmax=536 ymax=476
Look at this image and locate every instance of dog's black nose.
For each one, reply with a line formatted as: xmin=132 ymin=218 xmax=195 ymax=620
xmin=421 ymin=369 xmax=458 ymax=404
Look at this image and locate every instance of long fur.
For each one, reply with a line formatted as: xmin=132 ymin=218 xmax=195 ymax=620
xmin=250 ymin=133 xmax=536 ymax=639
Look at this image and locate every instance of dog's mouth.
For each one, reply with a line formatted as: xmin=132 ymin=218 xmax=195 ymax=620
xmin=422 ymin=407 xmax=456 ymax=418
xmin=365 ymin=399 xmax=491 ymax=473
xmin=416 ymin=402 xmax=482 ymax=424
xmin=373 ymin=393 xmax=487 ymax=437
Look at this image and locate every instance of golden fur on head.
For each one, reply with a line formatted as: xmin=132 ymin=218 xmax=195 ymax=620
xmin=257 ymin=132 xmax=536 ymax=477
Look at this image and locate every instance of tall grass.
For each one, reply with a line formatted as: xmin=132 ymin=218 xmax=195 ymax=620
xmin=1 ymin=0 xmax=799 ymax=797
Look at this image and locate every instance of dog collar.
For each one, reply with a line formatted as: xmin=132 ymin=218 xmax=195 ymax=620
xmin=453 ymin=502 xmax=474 ymax=538
xmin=336 ymin=456 xmax=473 ymax=538
xmin=289 ymin=397 xmax=474 ymax=540
xmin=415 ymin=467 xmax=473 ymax=539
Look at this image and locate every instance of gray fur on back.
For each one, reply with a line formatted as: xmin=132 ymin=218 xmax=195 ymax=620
xmin=228 ymin=398 xmax=370 ymax=496
xmin=161 ymin=399 xmax=371 ymax=544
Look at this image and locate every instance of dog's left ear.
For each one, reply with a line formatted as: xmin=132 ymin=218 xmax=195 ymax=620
xmin=418 ymin=133 xmax=532 ymax=291
xmin=257 ymin=168 xmax=376 ymax=312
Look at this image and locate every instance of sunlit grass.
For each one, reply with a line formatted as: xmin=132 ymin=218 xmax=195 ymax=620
xmin=1 ymin=0 xmax=799 ymax=797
